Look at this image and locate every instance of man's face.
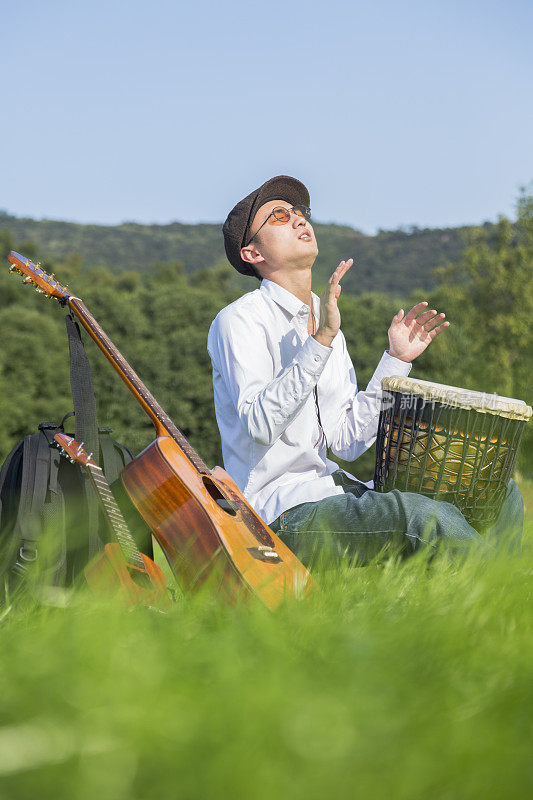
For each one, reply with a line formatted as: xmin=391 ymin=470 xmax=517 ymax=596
xmin=245 ymin=199 xmax=318 ymax=270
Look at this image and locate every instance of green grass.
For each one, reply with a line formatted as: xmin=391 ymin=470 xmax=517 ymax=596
xmin=0 ymin=483 xmax=532 ymax=800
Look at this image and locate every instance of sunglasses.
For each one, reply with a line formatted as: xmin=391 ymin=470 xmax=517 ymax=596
xmin=245 ymin=204 xmax=312 ymax=246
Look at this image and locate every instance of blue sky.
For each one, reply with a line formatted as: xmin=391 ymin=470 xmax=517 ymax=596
xmin=1 ymin=0 xmax=532 ymax=233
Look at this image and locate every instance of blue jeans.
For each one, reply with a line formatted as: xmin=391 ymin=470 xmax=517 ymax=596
xmin=270 ymin=471 xmax=524 ymax=567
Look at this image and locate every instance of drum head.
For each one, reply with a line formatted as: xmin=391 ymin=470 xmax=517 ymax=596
xmin=381 ymin=376 xmax=532 ymax=421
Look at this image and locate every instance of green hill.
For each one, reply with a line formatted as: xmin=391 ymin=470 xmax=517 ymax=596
xmin=0 ymin=210 xmax=496 ymax=296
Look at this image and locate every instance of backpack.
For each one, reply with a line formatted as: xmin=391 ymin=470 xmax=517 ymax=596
xmin=0 ymin=313 xmax=151 ymax=599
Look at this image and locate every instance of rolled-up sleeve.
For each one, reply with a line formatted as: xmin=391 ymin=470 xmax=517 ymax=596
xmin=326 ymin=335 xmax=412 ymax=462
xmin=208 ymin=307 xmax=332 ymax=447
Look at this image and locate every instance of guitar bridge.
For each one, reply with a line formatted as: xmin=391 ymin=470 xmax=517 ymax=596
xmin=247 ymin=546 xmax=282 ymax=563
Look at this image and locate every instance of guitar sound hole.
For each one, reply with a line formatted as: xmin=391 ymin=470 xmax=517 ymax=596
xmin=202 ymin=477 xmax=237 ymax=516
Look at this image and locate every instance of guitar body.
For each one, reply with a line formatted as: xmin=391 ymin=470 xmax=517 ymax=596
xmin=84 ymin=543 xmax=170 ymax=609
xmin=121 ymin=437 xmax=315 ymax=609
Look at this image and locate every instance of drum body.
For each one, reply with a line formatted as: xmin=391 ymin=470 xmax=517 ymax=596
xmin=374 ymin=377 xmax=532 ymax=530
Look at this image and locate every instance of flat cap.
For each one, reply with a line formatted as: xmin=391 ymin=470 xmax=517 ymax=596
xmin=223 ymin=175 xmax=310 ymax=276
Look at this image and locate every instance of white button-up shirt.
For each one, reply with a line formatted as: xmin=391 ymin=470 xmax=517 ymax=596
xmin=207 ymin=279 xmax=411 ymax=525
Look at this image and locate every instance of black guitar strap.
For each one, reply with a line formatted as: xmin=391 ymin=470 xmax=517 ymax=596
xmin=65 ymin=314 xmax=101 ymax=559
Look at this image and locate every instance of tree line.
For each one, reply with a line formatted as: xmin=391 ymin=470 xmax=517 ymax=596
xmin=0 ymin=209 xmax=491 ymax=297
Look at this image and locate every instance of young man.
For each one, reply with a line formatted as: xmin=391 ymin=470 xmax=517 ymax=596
xmin=207 ymin=176 xmax=523 ymax=565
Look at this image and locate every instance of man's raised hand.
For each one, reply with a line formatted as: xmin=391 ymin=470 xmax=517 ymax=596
xmin=314 ymin=259 xmax=353 ymax=348
xmin=387 ymin=301 xmax=450 ymax=363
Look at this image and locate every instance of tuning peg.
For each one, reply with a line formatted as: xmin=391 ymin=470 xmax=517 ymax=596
xmin=35 ymin=288 xmax=44 ymax=294
xmin=69 ymin=458 xmax=74 ymax=464
xmin=22 ymin=276 xmax=34 ymax=284
xmin=9 ymin=266 xmax=17 ymax=274
xmin=88 ymin=452 xmax=93 ymax=460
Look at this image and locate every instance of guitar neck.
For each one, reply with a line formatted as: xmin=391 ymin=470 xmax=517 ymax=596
xmin=67 ymin=296 xmax=210 ymax=475
xmin=86 ymin=463 xmax=145 ymax=570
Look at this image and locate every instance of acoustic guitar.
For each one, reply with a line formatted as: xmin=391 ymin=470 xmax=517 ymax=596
xmin=8 ymin=251 xmax=316 ymax=609
xmin=55 ymin=432 xmax=170 ymax=609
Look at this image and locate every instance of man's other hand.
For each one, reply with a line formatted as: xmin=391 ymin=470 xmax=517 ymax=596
xmin=314 ymin=259 xmax=353 ymax=347
xmin=388 ymin=302 xmax=450 ymax=362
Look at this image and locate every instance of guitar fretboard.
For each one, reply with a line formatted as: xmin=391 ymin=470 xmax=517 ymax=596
xmin=87 ymin=463 xmax=145 ymax=570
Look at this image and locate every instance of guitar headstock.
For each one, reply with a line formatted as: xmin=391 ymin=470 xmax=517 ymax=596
xmin=7 ymin=251 xmax=71 ymax=303
xmin=54 ymin=433 xmax=97 ymax=468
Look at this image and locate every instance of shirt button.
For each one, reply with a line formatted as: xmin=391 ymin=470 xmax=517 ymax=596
xmin=313 ymin=356 xmax=320 ymax=362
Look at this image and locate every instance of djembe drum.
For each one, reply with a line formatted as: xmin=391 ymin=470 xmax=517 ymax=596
xmin=374 ymin=376 xmax=532 ymax=530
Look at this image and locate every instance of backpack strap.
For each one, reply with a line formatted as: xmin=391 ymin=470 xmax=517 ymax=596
xmin=42 ymin=430 xmax=67 ymax=585
xmin=0 ymin=439 xmax=26 ymax=579
xmin=65 ymin=314 xmax=100 ymax=558
xmin=11 ymin=430 xmax=54 ymax=574
xmin=0 ymin=438 xmax=26 ymax=536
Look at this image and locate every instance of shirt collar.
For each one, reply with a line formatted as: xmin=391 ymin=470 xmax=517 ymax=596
xmin=260 ymin=278 xmax=319 ymax=320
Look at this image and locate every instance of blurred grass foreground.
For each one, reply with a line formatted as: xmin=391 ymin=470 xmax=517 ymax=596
xmin=0 ymin=482 xmax=531 ymax=800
